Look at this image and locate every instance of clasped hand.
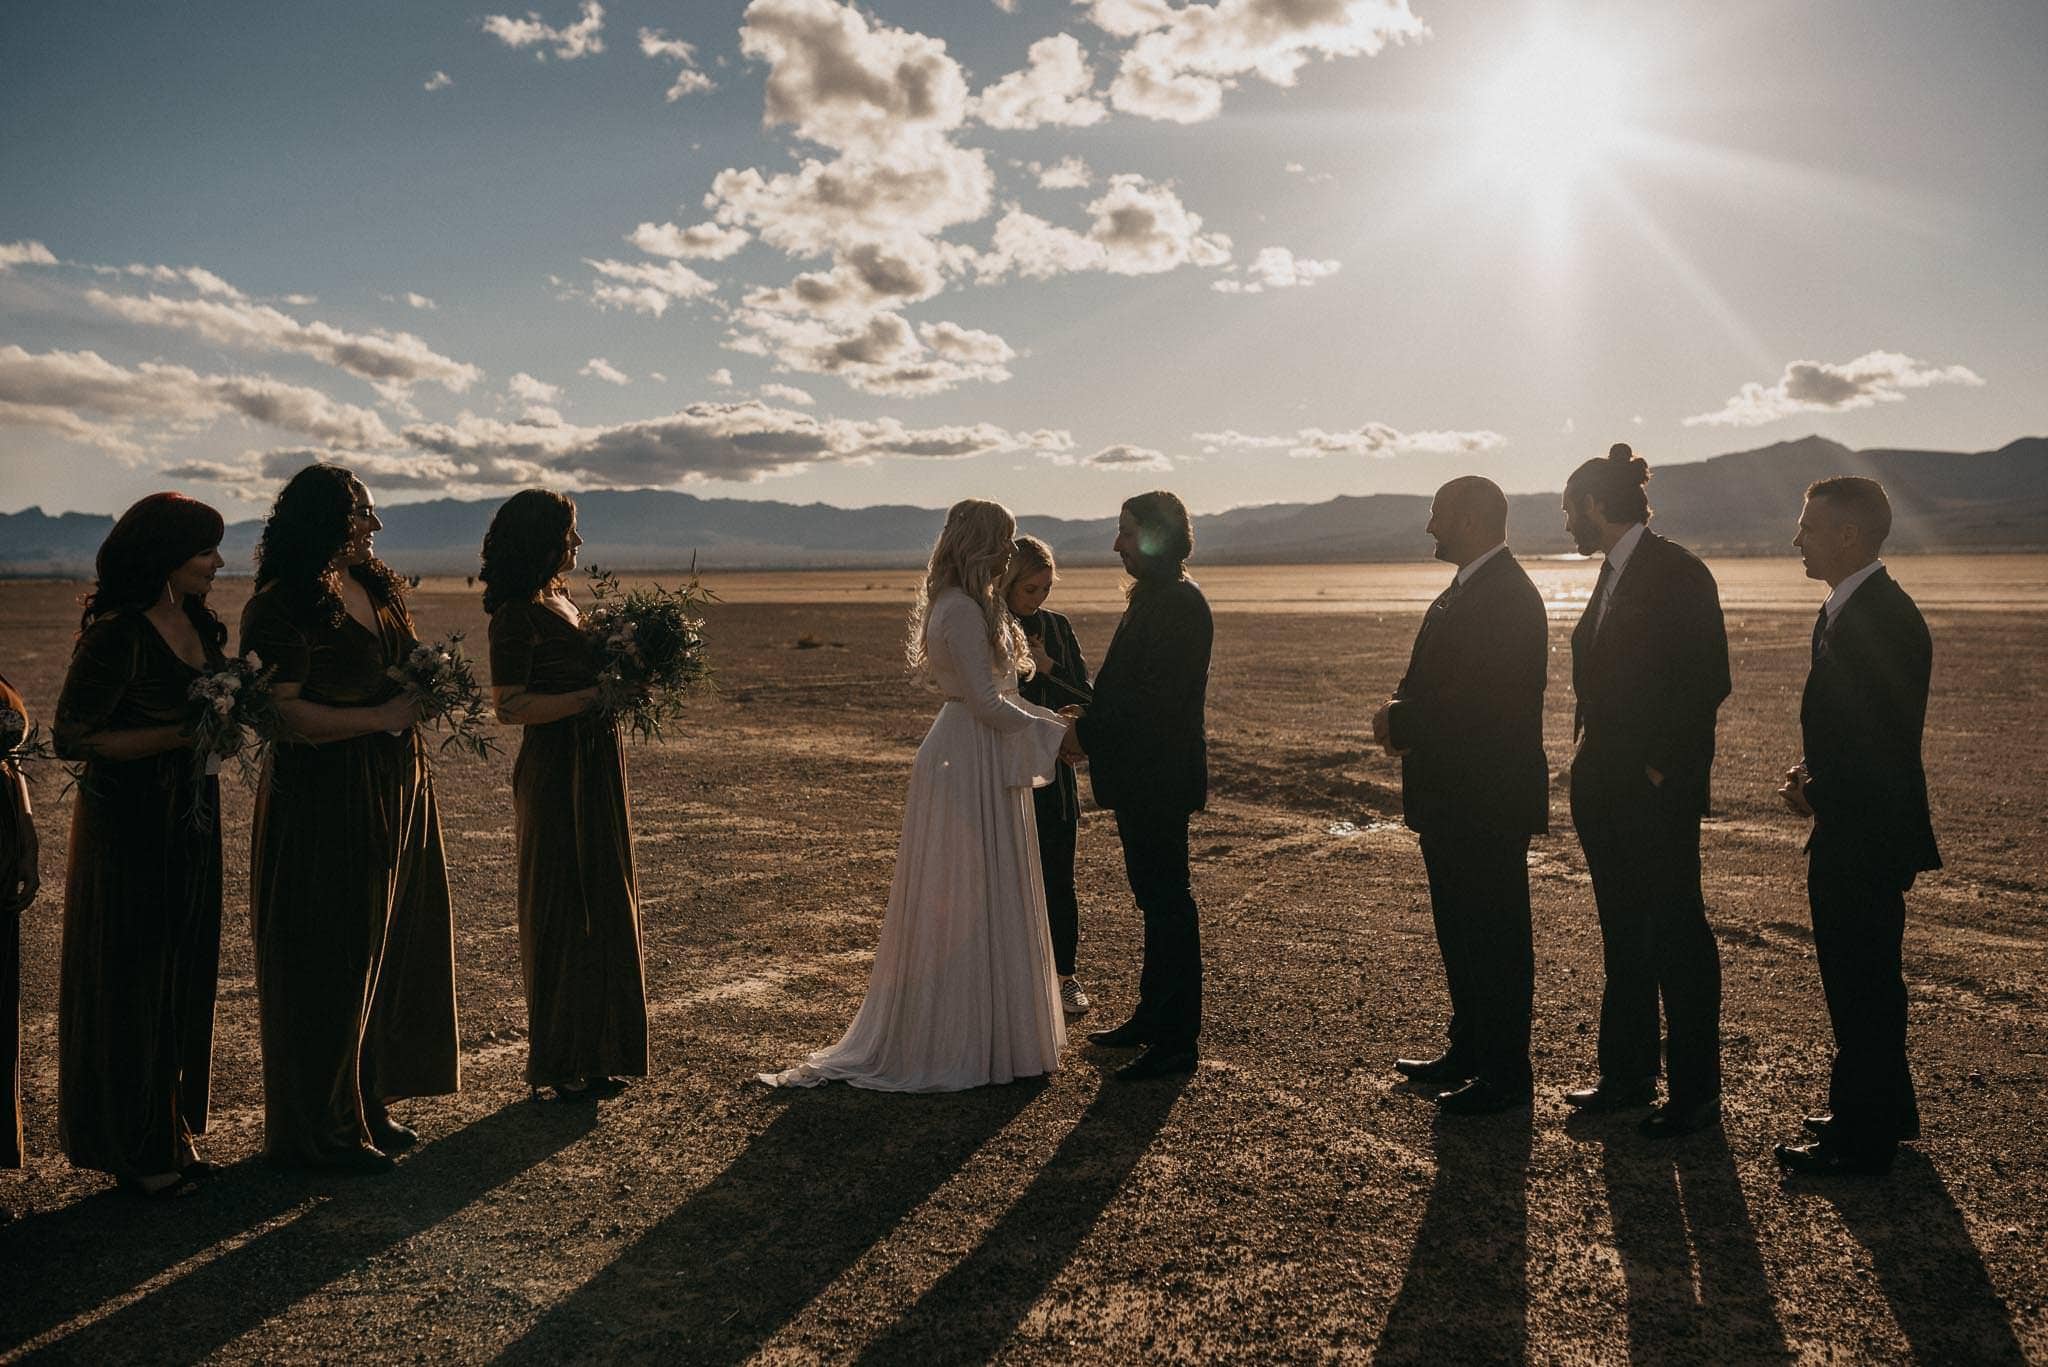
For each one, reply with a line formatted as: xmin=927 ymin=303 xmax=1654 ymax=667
xmin=1777 ymin=762 xmax=1814 ymax=817
xmin=1056 ymin=705 xmax=1086 ymax=765
xmin=1370 ymin=699 xmax=1408 ymax=757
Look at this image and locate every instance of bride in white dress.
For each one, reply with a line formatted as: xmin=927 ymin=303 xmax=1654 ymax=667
xmin=759 ymin=500 xmax=1073 ymax=1091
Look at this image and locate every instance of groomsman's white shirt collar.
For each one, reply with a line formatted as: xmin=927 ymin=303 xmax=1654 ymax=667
xmin=1456 ymin=542 xmax=1510 ymax=587
xmin=1604 ymin=521 xmax=1649 ymax=575
xmin=1823 ymin=559 xmax=1885 ymax=622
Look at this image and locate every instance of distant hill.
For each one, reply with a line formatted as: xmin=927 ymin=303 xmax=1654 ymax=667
xmin=3 ymin=435 xmax=2043 ymax=576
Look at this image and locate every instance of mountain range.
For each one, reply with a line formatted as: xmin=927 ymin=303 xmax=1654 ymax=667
xmin=2 ymin=435 xmax=2043 ymax=576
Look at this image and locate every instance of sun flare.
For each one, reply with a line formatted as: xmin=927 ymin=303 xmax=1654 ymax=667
xmin=1465 ymin=29 xmax=1637 ymax=228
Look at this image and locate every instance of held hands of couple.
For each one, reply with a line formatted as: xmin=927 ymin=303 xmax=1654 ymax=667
xmin=1056 ymin=708 xmax=1086 ymax=765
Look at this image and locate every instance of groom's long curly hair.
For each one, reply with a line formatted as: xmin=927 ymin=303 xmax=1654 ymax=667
xmin=906 ymin=498 xmax=1032 ymax=681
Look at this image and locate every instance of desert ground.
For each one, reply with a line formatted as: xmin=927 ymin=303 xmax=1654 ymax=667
xmin=1 ymin=555 xmax=2044 ymax=1365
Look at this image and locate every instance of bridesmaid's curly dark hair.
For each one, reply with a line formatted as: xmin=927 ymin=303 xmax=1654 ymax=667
xmin=478 ymin=489 xmax=577 ymax=615
xmin=78 ymin=492 xmax=228 ymax=650
xmin=252 ymin=464 xmax=412 ymax=631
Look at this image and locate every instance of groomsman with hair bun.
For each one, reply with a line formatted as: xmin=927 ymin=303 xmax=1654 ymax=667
xmin=1560 ymin=443 xmax=1731 ymax=1139
xmin=1373 ymin=476 xmax=1549 ymax=1115
xmin=1775 ymin=476 xmax=1939 ymax=1176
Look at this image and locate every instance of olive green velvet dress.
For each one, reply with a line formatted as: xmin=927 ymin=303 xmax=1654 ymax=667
xmin=2 ymin=671 xmax=34 ymax=1169
xmin=242 ymin=583 xmax=459 ymax=1163
xmin=52 ymin=614 xmax=223 ymax=1180
xmin=489 ymin=600 xmax=647 ymax=1088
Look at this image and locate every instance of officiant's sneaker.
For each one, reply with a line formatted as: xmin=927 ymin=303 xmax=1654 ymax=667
xmin=1060 ymin=978 xmax=1092 ymax=1017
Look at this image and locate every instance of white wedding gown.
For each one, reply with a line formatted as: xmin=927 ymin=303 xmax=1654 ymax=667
xmin=759 ymin=588 xmax=1070 ymax=1091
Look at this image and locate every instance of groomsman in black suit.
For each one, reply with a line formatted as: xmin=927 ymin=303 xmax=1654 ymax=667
xmin=1562 ymin=444 xmax=1731 ymax=1137
xmin=1774 ymin=477 xmax=1940 ymax=1176
xmin=1372 ymin=477 xmax=1549 ymax=1115
xmin=1066 ymin=491 xmax=1213 ymax=1082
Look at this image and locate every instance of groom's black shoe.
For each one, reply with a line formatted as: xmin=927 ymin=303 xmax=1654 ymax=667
xmin=1638 ymin=1095 xmax=1720 ymax=1139
xmin=1774 ymin=1140 xmax=1893 ymax=1177
xmin=1435 ymin=1079 xmax=1531 ymax=1116
xmin=1395 ymin=1053 xmax=1473 ymax=1087
xmin=1115 ymin=1044 xmax=1196 ymax=1082
xmin=1088 ymin=1019 xmax=1152 ymax=1049
xmin=1562 ymin=1076 xmax=1658 ymax=1112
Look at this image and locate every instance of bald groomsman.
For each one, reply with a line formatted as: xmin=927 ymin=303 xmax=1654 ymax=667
xmin=1774 ymin=477 xmax=1939 ymax=1176
xmin=1374 ymin=477 xmax=1549 ymax=1114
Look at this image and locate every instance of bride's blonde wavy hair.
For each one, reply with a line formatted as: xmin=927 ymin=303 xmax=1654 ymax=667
xmin=906 ymin=498 xmax=1032 ymax=679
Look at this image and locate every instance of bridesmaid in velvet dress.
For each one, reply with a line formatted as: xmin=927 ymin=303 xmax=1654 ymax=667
xmin=481 ymin=490 xmax=648 ymax=1104
xmin=2 ymin=670 xmax=41 ymax=1171
xmin=240 ymin=465 xmax=458 ymax=1173
xmin=52 ymin=493 xmax=228 ymax=1197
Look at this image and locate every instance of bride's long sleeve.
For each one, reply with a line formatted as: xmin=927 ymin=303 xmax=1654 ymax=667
xmin=937 ymin=595 xmax=1067 ymax=788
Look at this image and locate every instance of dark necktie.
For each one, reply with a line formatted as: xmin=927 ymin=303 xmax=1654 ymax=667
xmin=1588 ymin=558 xmax=1615 ymax=633
xmin=1811 ymin=604 xmax=1828 ymax=664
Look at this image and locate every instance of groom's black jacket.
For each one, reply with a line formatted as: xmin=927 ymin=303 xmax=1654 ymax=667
xmin=1386 ymin=550 xmax=1550 ymax=837
xmin=1076 ymin=575 xmax=1212 ymax=814
xmin=1803 ymin=567 xmax=1941 ymax=883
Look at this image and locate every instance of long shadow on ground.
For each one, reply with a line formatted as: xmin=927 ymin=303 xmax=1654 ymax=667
xmin=851 ymin=1070 xmax=1188 ymax=1363
xmin=1569 ymin=1112 xmax=1789 ymax=1363
xmin=494 ymin=1078 xmax=1045 ymax=1365
xmin=1800 ymin=1149 xmax=2026 ymax=1365
xmin=17 ymin=1100 xmax=596 ymax=1365
xmin=1375 ymin=1105 xmax=1533 ymax=1365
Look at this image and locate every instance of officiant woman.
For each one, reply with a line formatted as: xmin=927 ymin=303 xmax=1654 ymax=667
xmin=52 ymin=493 xmax=228 ymax=1197
xmin=240 ymin=465 xmax=457 ymax=1173
xmin=481 ymin=489 xmax=648 ymax=1104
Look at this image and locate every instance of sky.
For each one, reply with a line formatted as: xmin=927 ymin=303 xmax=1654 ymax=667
xmin=2 ymin=0 xmax=2043 ymax=519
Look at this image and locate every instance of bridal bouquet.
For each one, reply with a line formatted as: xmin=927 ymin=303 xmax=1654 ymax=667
xmin=584 ymin=563 xmax=716 ymax=741
xmin=387 ymin=632 xmax=497 ymax=760
xmin=185 ymin=652 xmax=279 ymax=822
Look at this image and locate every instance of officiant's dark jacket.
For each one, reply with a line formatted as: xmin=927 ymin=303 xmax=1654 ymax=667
xmin=1570 ymin=530 xmax=1731 ymax=813
xmin=1802 ymin=568 xmax=1940 ymax=883
xmin=1387 ymin=550 xmax=1549 ymax=837
xmin=1076 ymin=575 xmax=1211 ymax=814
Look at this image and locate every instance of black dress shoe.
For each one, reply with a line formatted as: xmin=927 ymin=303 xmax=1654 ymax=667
xmin=1088 ymin=1019 xmax=1153 ymax=1049
xmin=1639 ymin=1096 xmax=1720 ymax=1139
xmin=1395 ymin=1054 xmax=1474 ymax=1086
xmin=1774 ymin=1141 xmax=1893 ymax=1176
xmin=1563 ymin=1077 xmax=1658 ymax=1111
xmin=368 ymin=1117 xmax=419 ymax=1153
xmin=1436 ymin=1079 xmax=1532 ymax=1116
xmin=313 ymin=1145 xmax=397 ymax=1176
xmin=1802 ymin=1113 xmax=1833 ymax=1140
xmin=1114 ymin=1044 xmax=1197 ymax=1081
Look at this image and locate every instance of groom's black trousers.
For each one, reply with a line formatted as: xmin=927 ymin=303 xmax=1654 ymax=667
xmin=1419 ymin=828 xmax=1534 ymax=1090
xmin=1809 ymin=837 xmax=1919 ymax=1155
xmin=1113 ymin=805 xmax=1200 ymax=1048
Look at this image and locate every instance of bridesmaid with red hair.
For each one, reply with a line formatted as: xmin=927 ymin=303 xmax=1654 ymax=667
xmin=53 ymin=492 xmax=229 ymax=1197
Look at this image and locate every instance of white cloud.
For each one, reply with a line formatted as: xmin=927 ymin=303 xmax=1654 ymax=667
xmin=424 ymin=70 xmax=454 ymax=91
xmin=629 ymin=219 xmax=751 ymax=260
xmin=741 ymin=0 xmax=970 ymax=156
xmin=582 ymin=356 xmax=632 ymax=385
xmin=708 ymin=146 xmax=994 ymax=259
xmin=1033 ymin=156 xmax=1094 ymax=189
xmin=639 ymin=27 xmax=715 ymax=99
xmin=1682 ymin=350 xmax=1986 ymax=428
xmin=1211 ymin=245 xmax=1340 ymax=293
xmin=1091 ymin=0 xmax=1428 ymax=124
xmin=403 ymin=291 xmax=438 ymax=310
xmin=483 ymin=0 xmax=606 ymax=60
xmin=992 ymin=0 xmax=1019 ymax=10
xmin=0 ymin=344 xmax=395 ymax=455
xmin=508 ymin=372 xmax=562 ymax=404
xmin=707 ymin=367 xmax=735 ymax=386
xmin=740 ymin=232 xmax=961 ymax=317
xmin=759 ymin=381 xmax=815 ymax=405
xmin=973 ymin=33 xmax=1108 ymax=130
xmin=725 ymin=307 xmax=1015 ymax=395
xmin=400 ymin=400 xmax=1066 ymax=485
xmin=1197 ymin=423 xmax=1507 ymax=458
xmin=582 ymin=257 xmax=717 ymax=316
xmin=0 ymin=240 xmax=58 ymax=272
xmin=83 ymin=290 xmax=483 ymax=394
xmin=981 ymin=174 xmax=1231 ymax=280
xmin=1085 ymin=442 xmax=1173 ymax=471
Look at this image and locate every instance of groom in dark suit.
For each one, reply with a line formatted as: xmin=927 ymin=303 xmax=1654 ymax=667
xmin=1563 ymin=444 xmax=1731 ymax=1138
xmin=1774 ymin=477 xmax=1940 ymax=1176
xmin=1066 ymin=490 xmax=1213 ymax=1082
xmin=1372 ymin=477 xmax=1549 ymax=1115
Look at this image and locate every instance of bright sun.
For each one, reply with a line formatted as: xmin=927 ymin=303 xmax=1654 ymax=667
xmin=1466 ymin=30 xmax=1636 ymax=229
